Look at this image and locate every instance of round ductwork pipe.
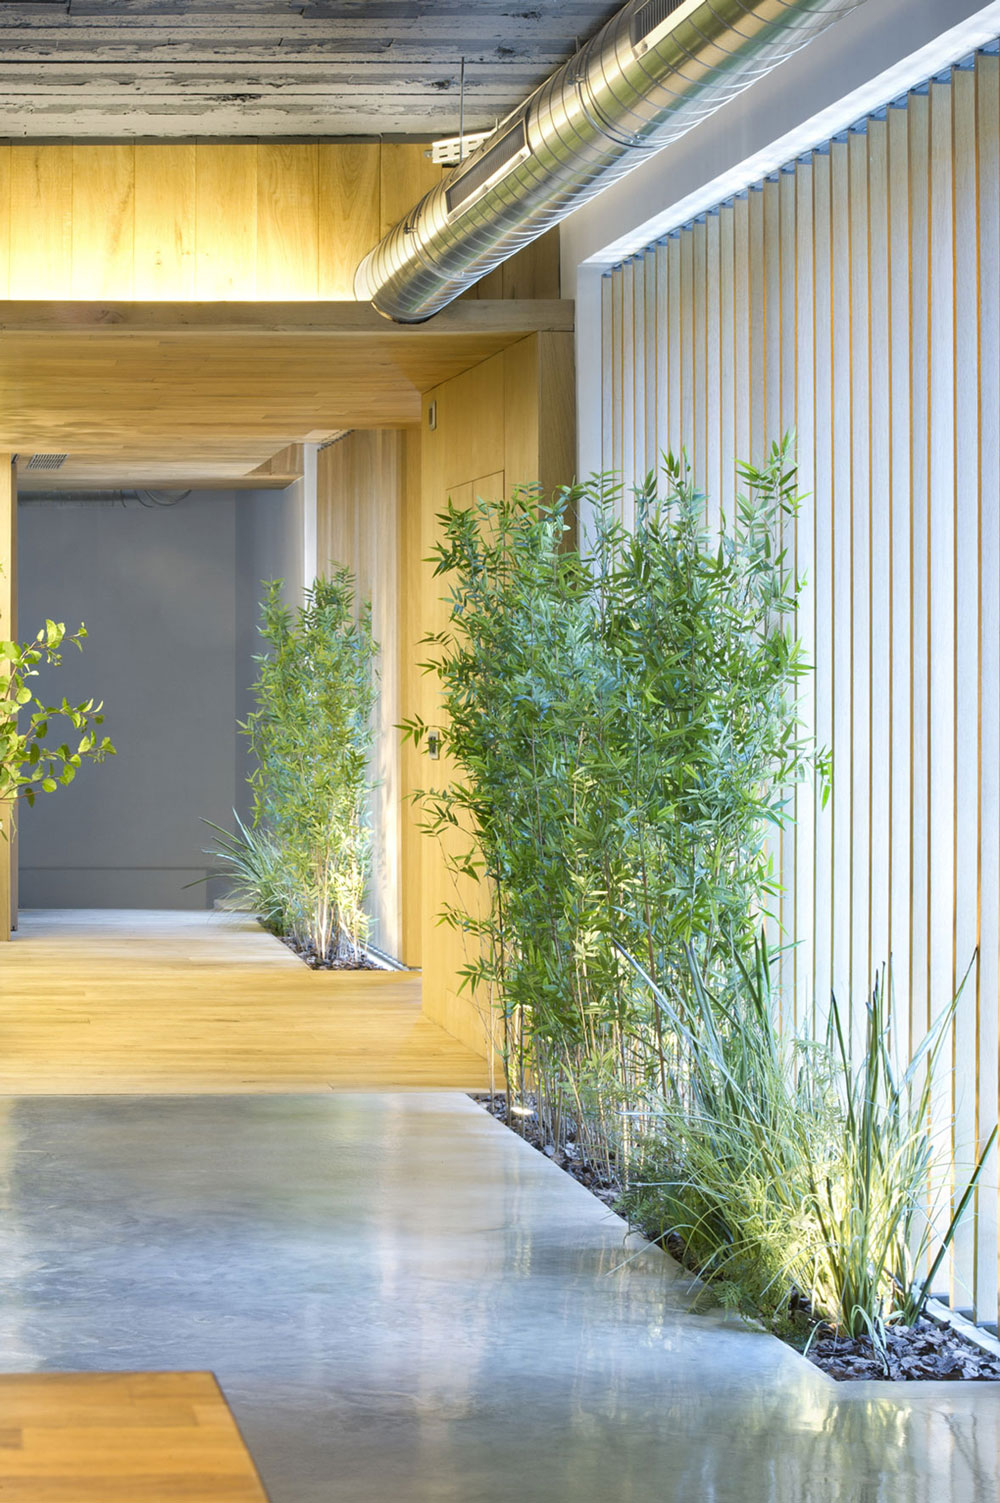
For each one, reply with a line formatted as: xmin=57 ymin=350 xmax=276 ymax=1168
xmin=355 ymin=0 xmax=867 ymax=323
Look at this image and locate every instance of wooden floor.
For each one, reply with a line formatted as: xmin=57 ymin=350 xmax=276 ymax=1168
xmin=0 ymin=1372 xmax=268 ymax=1502
xmin=0 ymin=910 xmax=490 ymax=1092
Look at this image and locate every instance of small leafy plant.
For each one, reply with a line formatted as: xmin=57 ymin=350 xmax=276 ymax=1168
xmin=1 ymin=613 xmax=114 ymax=820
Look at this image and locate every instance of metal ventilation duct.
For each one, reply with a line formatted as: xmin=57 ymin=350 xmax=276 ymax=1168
xmin=355 ymin=0 xmax=866 ymax=323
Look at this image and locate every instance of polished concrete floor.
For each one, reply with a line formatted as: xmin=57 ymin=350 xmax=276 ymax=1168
xmin=0 ymin=1092 xmax=995 ymax=1502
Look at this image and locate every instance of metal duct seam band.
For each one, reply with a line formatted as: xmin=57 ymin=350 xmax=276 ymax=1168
xmin=354 ymin=0 xmax=868 ymax=323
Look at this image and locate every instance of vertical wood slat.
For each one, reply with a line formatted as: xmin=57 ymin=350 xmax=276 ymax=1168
xmin=680 ymin=229 xmax=695 ymax=473
xmin=974 ymin=50 xmax=1000 ymax=1329
xmin=667 ymin=234 xmax=683 ymax=457
xmin=829 ymin=137 xmax=853 ymax=1023
xmin=71 ymin=144 xmax=135 ymax=299
xmin=195 ymin=144 xmax=258 ymax=299
xmin=599 ymin=49 xmax=1000 ymax=1326
xmin=717 ymin=206 xmax=736 ymax=533
xmin=761 ymin=177 xmax=783 ymax=972
xmin=611 ymin=266 xmax=625 ymax=507
xmin=793 ymin=158 xmax=816 ymax=1031
xmin=732 ymin=197 xmax=751 ymax=469
xmin=952 ymin=64 xmax=983 ymax=1306
xmin=848 ymin=127 xmax=872 ymax=1027
xmin=9 ymin=146 xmax=73 ymax=299
xmin=256 ymin=143 xmax=319 ymax=300
xmin=866 ymin=118 xmax=892 ymax=1051
xmin=704 ymin=212 xmax=722 ymax=535
xmin=887 ymin=101 xmax=913 ymax=1057
xmin=654 ymin=242 xmax=670 ymax=467
xmin=620 ymin=258 xmax=636 ymax=518
xmin=927 ymin=79 xmax=958 ymax=1272
xmin=317 ymin=143 xmax=381 ymax=300
xmin=691 ymin=217 xmax=708 ymax=493
xmin=629 ymin=253 xmax=644 ymax=496
xmin=601 ymin=273 xmax=614 ymax=480
xmin=747 ymin=185 xmax=767 ymax=459
xmin=134 ymin=144 xmax=196 ymax=300
xmin=908 ymin=90 xmax=932 ymax=1086
xmin=811 ymin=147 xmax=834 ymax=1031
xmin=769 ymin=172 xmax=793 ymax=997
xmin=644 ymin=247 xmax=658 ymax=481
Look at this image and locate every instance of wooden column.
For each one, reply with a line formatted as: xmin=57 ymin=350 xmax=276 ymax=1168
xmin=406 ymin=331 xmax=576 ymax=1056
xmin=0 ymin=455 xmax=16 ymax=940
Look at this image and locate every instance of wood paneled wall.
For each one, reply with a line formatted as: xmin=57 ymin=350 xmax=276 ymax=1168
xmin=0 ymin=141 xmax=557 ymax=301
xmin=314 ymin=328 xmax=574 ymax=1038
xmin=317 ymin=430 xmax=405 ymax=957
xmin=405 ymin=331 xmax=575 ymax=1056
xmin=0 ymin=455 xmax=15 ymax=940
xmin=601 ymin=50 xmax=1000 ymax=1328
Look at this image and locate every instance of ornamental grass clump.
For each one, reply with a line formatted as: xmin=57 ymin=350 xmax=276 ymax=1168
xmin=227 ymin=573 xmax=377 ymax=963
xmin=619 ymin=941 xmax=996 ymax=1349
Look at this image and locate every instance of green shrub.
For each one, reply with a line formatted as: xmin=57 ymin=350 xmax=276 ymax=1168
xmin=404 ymin=440 xmax=816 ymax=1168
xmin=1 ymin=610 xmax=114 ymax=817
xmin=237 ymin=574 xmax=377 ymax=962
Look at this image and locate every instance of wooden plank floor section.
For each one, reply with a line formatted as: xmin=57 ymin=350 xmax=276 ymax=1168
xmin=0 ymin=910 xmax=490 ymax=1092
xmin=0 ymin=1372 xmax=268 ymax=1502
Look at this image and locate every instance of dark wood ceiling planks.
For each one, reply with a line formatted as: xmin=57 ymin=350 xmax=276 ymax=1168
xmin=0 ymin=1 xmax=622 ymax=138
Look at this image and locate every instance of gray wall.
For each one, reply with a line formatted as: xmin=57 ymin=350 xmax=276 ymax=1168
xmin=17 ymin=487 xmax=302 ymax=908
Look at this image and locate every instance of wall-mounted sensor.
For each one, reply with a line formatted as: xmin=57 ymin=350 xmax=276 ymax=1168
xmin=426 ymin=728 xmax=442 ymax=760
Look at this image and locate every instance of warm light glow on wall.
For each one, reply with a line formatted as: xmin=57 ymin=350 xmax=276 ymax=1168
xmin=0 ymin=141 xmax=440 ymax=301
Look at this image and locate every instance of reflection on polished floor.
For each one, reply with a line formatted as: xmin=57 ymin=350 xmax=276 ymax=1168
xmin=0 ymin=911 xmax=489 ymax=1091
xmin=0 ymin=1091 xmax=995 ymax=1503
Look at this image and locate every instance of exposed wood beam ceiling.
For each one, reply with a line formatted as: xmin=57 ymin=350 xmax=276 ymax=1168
xmin=0 ymin=1 xmax=621 ymax=138
xmin=5 ymin=298 xmax=574 ymax=490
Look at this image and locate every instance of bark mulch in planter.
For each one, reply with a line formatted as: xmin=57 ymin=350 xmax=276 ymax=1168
xmin=471 ymin=1091 xmax=620 ymax=1206
xmin=810 ymin=1321 xmax=1000 ymax=1382
xmin=278 ymin=933 xmax=382 ymax=971
xmin=469 ymin=1092 xmax=1000 ymax=1384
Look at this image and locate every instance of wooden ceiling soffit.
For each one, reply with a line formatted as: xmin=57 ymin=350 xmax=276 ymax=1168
xmin=0 ymin=301 xmax=574 ymax=336
xmin=4 ymin=300 xmax=574 ymax=491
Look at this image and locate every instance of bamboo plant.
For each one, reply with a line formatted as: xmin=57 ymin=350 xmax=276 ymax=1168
xmin=225 ymin=573 xmax=377 ymax=963
xmin=404 ymin=439 xmax=818 ymax=1168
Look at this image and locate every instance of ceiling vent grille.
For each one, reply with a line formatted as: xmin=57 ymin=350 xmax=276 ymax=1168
xmin=26 ymin=453 xmax=68 ymax=471
xmin=444 ymin=118 xmax=530 ymax=217
xmin=631 ymin=0 xmax=688 ymax=52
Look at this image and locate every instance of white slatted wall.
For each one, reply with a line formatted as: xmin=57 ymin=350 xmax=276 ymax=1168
xmin=601 ymin=46 xmax=1000 ymax=1328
